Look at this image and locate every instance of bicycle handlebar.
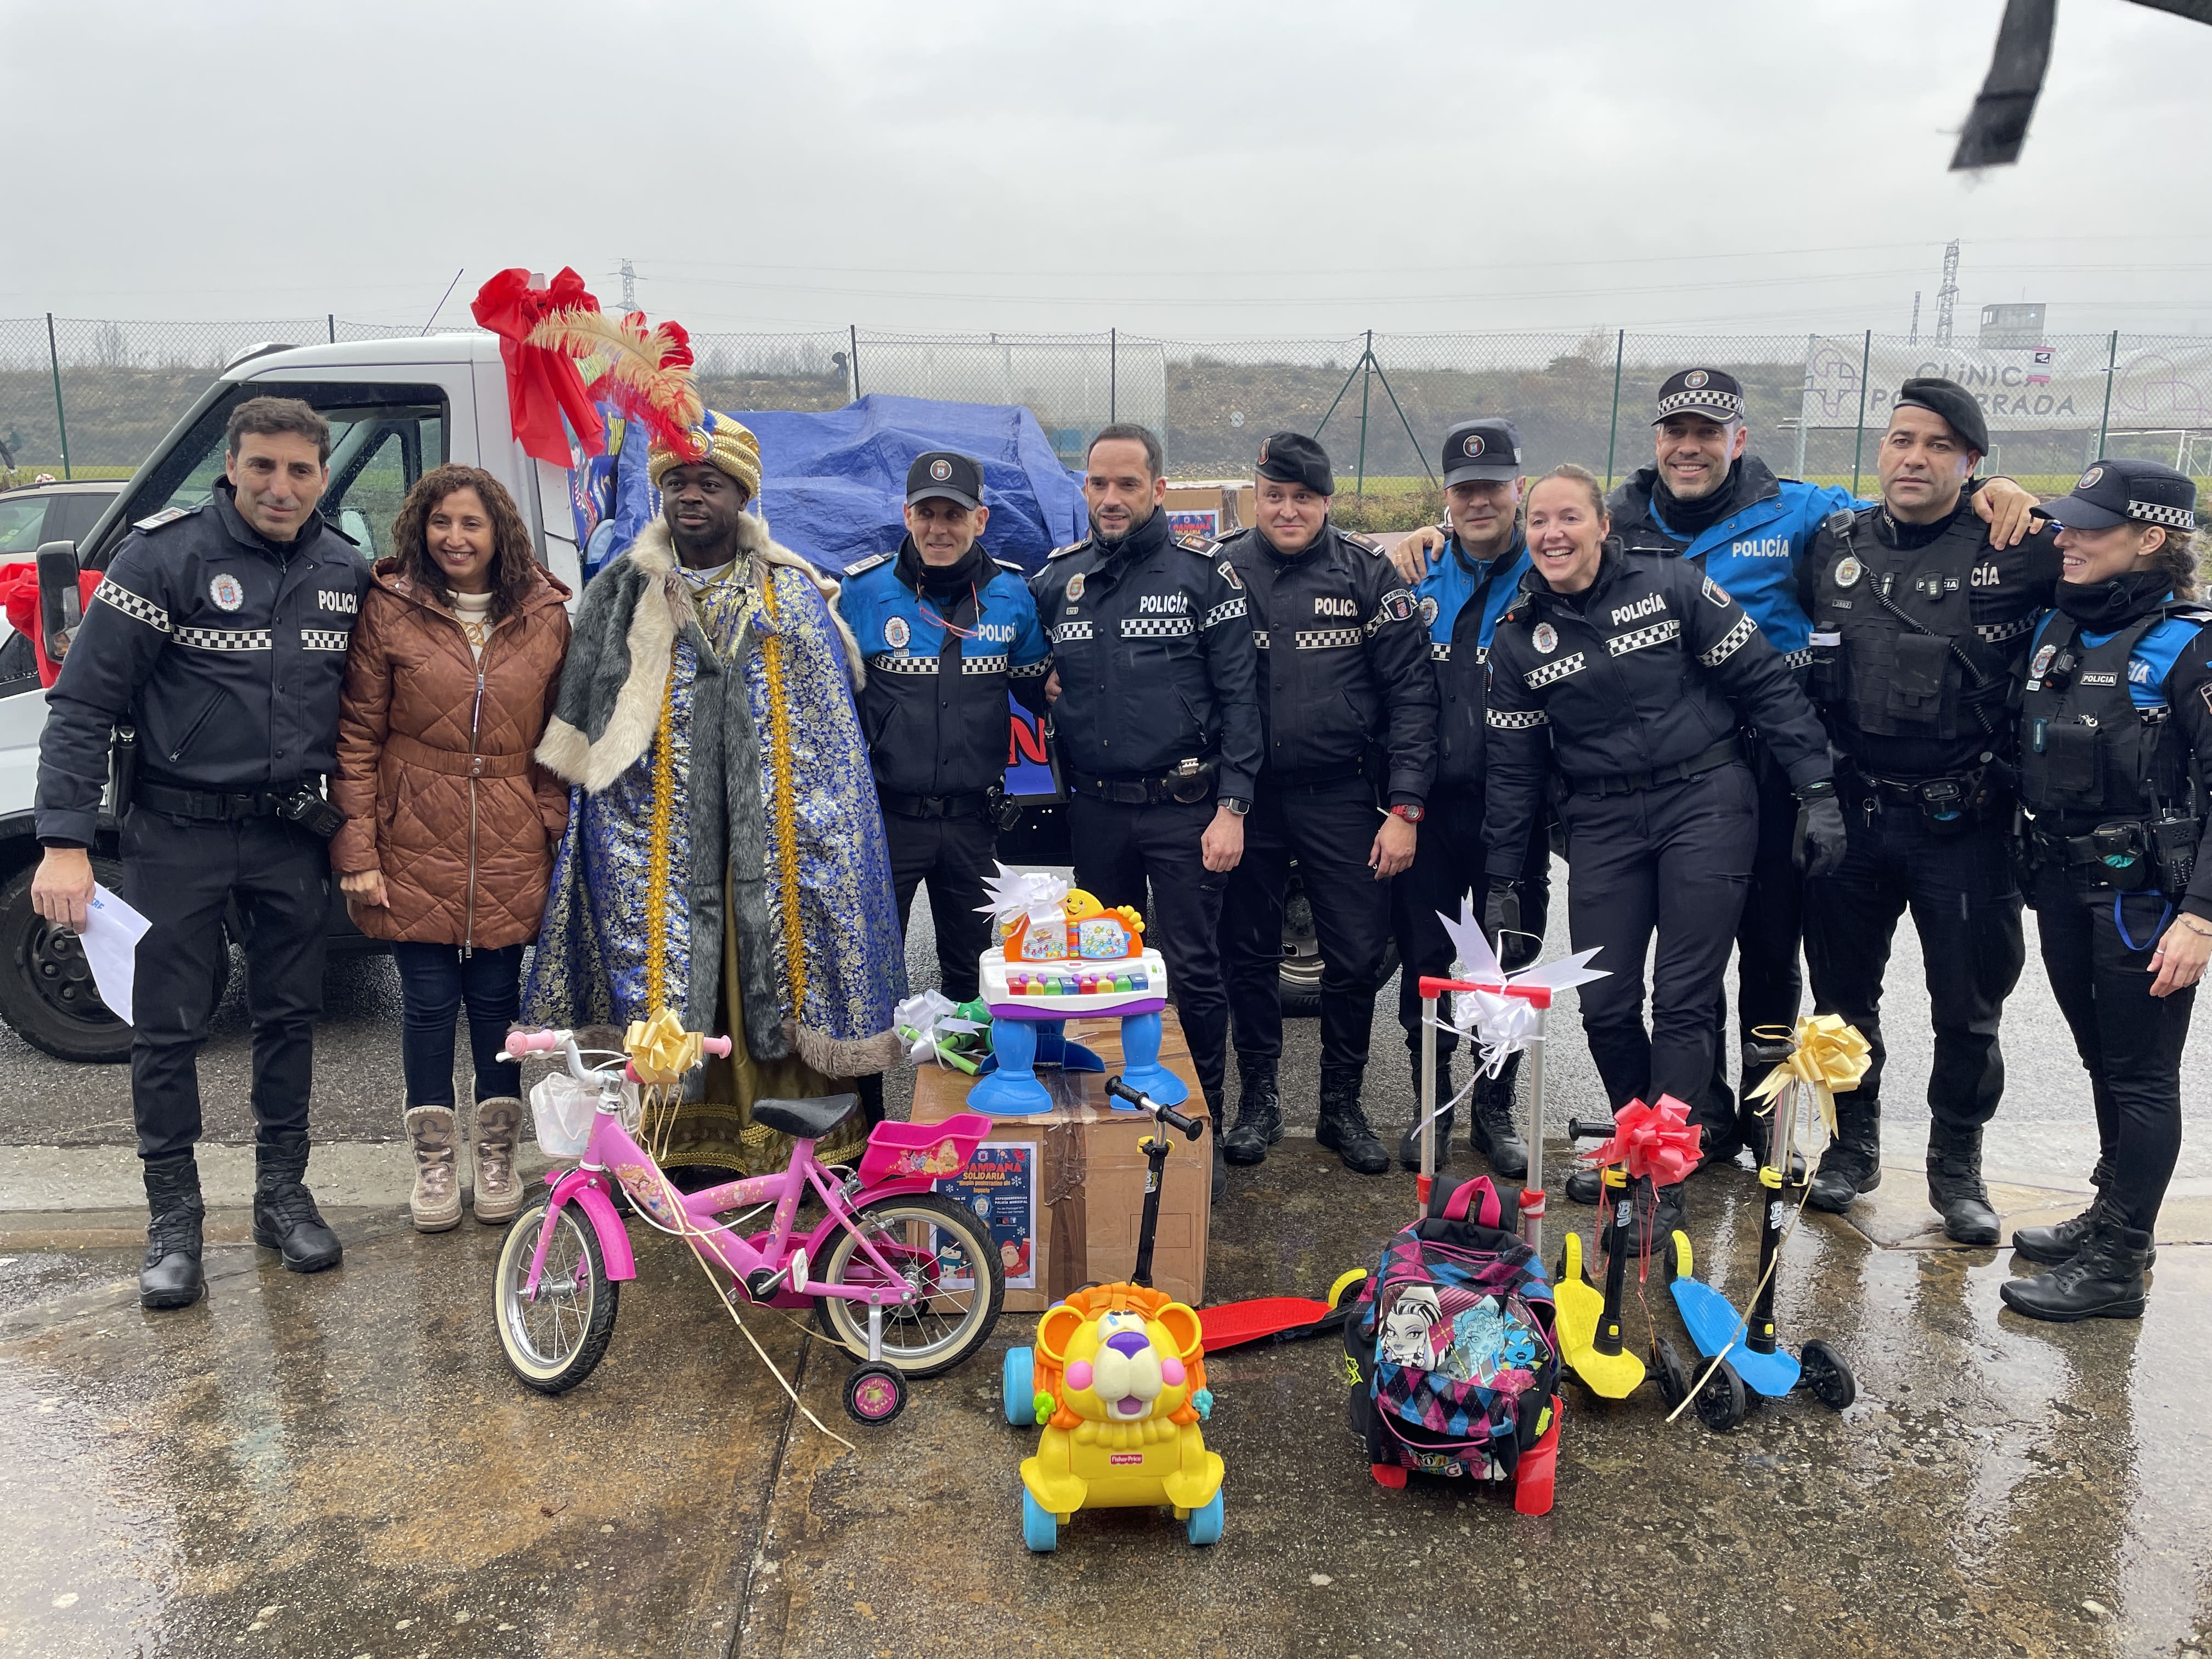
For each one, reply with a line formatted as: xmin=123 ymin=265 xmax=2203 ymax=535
xmin=1105 ymin=1076 xmax=1204 ymax=1140
xmin=701 ymin=1035 xmax=733 ymax=1058
xmin=504 ymin=1029 xmax=563 ymax=1055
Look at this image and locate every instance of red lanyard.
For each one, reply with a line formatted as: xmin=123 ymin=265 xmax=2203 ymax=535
xmin=918 ymin=583 xmax=981 ymax=640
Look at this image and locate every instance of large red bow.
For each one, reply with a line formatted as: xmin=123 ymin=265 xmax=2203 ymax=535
xmin=1579 ymin=1094 xmax=1702 ymax=1187
xmin=471 ymin=268 xmax=608 ymax=468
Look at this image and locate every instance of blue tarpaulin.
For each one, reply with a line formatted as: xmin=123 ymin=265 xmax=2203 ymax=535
xmin=732 ymin=394 xmax=1087 ymax=577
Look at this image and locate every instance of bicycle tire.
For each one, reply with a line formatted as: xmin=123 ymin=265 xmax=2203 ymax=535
xmin=812 ymin=1192 xmax=1005 ymax=1378
xmin=495 ymin=1200 xmax=620 ymax=1394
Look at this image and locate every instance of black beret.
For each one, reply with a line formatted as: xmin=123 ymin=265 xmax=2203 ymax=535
xmin=1893 ymin=377 xmax=1989 ymax=455
xmin=1255 ymin=431 xmax=1334 ymax=495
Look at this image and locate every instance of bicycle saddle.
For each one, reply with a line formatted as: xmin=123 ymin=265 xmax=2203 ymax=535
xmin=751 ymin=1094 xmax=861 ymax=1141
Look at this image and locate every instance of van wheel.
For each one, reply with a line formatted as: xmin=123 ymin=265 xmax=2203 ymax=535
xmin=0 ymin=859 xmax=231 ymax=1063
xmin=1278 ymin=880 xmax=1398 ymax=1019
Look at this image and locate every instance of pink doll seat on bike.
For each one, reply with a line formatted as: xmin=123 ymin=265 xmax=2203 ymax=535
xmin=856 ymin=1113 xmax=993 ymax=1187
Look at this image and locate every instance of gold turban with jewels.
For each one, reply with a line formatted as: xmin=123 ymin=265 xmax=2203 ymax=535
xmin=648 ymin=410 xmax=763 ymax=505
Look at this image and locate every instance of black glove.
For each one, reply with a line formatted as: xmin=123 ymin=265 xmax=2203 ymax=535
xmin=1793 ymin=782 xmax=1849 ymax=880
xmin=1483 ymin=879 xmax=1537 ymax=972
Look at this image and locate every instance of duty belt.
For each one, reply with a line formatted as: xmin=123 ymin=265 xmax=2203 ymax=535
xmin=1841 ymin=761 xmax=2002 ymax=809
xmin=879 ymin=789 xmax=992 ymax=820
xmin=1068 ymin=768 xmax=1211 ymax=806
xmin=135 ymin=779 xmax=319 ymax=821
xmin=1562 ymin=737 xmax=1741 ymax=798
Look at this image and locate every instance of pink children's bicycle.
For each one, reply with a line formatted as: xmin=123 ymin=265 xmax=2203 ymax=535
xmin=493 ymin=1025 xmax=1004 ymax=1424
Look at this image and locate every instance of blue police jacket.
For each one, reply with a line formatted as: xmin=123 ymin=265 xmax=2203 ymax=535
xmin=1610 ymin=456 xmax=1859 ymax=659
xmin=1414 ymin=528 xmax=1531 ymax=793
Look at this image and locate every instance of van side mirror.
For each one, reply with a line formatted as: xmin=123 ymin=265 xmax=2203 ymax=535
xmin=35 ymin=540 xmax=83 ymax=664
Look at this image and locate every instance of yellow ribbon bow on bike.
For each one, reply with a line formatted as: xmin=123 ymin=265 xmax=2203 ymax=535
xmin=624 ymin=1008 xmax=702 ymax=1087
xmin=1745 ymin=1014 xmax=1871 ymax=1137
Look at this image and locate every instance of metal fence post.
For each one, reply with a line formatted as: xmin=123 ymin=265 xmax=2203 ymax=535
xmin=1849 ymin=329 xmax=1873 ymax=498
xmin=1109 ymin=328 xmax=1117 ymax=425
xmin=2095 ymin=329 xmax=2118 ymax=460
xmin=327 ymin=313 xmax=336 ymax=344
xmin=1355 ymin=330 xmax=1374 ymax=497
xmin=1603 ymin=329 xmax=1624 ymax=488
xmin=45 ymin=313 xmax=71 ymax=480
xmin=849 ymin=325 xmax=861 ymax=400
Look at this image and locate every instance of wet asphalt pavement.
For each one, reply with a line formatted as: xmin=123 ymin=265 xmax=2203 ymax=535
xmin=1 ymin=883 xmax=2209 ymax=1656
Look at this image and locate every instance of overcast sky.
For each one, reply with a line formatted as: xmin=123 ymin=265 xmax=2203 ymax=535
xmin=5 ymin=0 xmax=2208 ymax=343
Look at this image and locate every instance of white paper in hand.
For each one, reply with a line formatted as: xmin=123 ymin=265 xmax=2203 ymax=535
xmin=79 ymin=883 xmax=152 ymax=1025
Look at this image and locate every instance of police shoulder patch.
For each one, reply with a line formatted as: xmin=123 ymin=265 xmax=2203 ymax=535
xmin=1216 ymin=559 xmax=1243 ymax=590
xmin=1339 ymin=529 xmax=1383 ymax=556
xmin=134 ymin=504 xmax=199 ymax=533
xmin=991 ymin=557 xmax=1028 ymax=575
xmin=1048 ymin=537 xmax=1091 ymax=560
xmin=1701 ymin=574 xmax=1732 ymax=609
xmin=1175 ymin=531 xmax=1216 ymax=555
xmin=843 ymin=551 xmax=893 ymax=578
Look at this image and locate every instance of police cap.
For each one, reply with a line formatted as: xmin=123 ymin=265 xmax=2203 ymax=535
xmin=2034 ymin=458 xmax=2197 ymax=534
xmin=1653 ymin=368 xmax=1745 ymax=425
xmin=1441 ymin=417 xmax=1522 ymax=486
xmin=1255 ymin=432 xmax=1334 ymax=496
xmin=905 ymin=450 xmax=985 ymax=510
xmin=1893 ymin=377 xmax=1989 ymax=456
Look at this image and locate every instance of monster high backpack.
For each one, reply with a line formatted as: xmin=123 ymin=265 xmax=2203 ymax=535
xmin=1345 ymin=1175 xmax=1562 ymax=1488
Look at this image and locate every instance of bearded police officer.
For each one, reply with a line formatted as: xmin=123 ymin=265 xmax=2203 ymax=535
xmin=32 ymin=397 xmax=366 ymax=1310
xmin=837 ymin=450 xmax=1050 ymax=1007
xmin=2005 ymin=461 xmax=2208 ymax=1322
xmin=1389 ymin=417 xmax=1550 ymax=1178
xmin=1033 ymin=424 xmax=1261 ymax=1196
xmin=1798 ymin=378 xmax=2061 ymax=1244
xmin=1212 ymin=432 xmax=1435 ymax=1177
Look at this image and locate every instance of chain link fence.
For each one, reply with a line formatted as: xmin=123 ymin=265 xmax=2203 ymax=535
xmin=7 ymin=315 xmax=2209 ymax=508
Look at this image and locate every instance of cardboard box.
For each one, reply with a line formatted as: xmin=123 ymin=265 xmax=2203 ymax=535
xmin=910 ymin=1010 xmax=1211 ymax=1311
xmin=1164 ymin=481 xmax=1254 ymax=543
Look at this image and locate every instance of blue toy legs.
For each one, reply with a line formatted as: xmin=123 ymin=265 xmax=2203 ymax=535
xmin=970 ymin=1016 xmax=1054 ymax=1115
xmin=1035 ymin=1026 xmax=1105 ymax=1074
xmin=1114 ymin=1010 xmax=1188 ymax=1108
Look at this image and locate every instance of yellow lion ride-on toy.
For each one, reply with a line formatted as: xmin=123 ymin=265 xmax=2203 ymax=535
xmin=1001 ymin=1077 xmax=1224 ymax=1550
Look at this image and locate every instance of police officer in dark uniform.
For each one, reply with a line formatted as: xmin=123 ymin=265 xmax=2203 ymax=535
xmin=837 ymin=450 xmax=1050 ymax=1004
xmin=2003 ymin=460 xmax=2209 ymax=1321
xmin=33 ymin=397 xmax=368 ymax=1310
xmin=1485 ymin=465 xmax=1843 ymax=1243
xmin=1212 ymin=432 xmax=1434 ymax=1176
xmin=1390 ymin=417 xmax=1549 ymax=1177
xmin=1798 ymin=378 xmax=2062 ymax=1244
xmin=1031 ymin=424 xmax=1261 ymax=1195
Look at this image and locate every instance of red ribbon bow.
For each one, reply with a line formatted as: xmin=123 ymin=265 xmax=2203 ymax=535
xmin=1579 ymin=1094 xmax=1702 ymax=1187
xmin=470 ymin=267 xmax=607 ymax=468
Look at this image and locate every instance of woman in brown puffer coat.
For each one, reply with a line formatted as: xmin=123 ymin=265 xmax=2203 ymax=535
xmin=332 ymin=465 xmax=572 ymax=1233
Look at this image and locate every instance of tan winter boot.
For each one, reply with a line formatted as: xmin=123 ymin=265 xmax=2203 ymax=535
xmin=472 ymin=1097 xmax=526 ymax=1225
xmin=404 ymin=1106 xmax=464 ymax=1233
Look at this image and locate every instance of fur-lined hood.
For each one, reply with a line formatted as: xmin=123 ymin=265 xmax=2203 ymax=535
xmin=535 ymin=514 xmax=863 ymax=792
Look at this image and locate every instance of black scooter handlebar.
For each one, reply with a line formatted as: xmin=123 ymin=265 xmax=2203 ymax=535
xmin=1106 ymin=1076 xmax=1204 ymax=1139
xmin=1566 ymin=1116 xmax=1619 ymax=1140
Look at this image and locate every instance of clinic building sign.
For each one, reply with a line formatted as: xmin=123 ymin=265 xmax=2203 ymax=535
xmin=1800 ymin=334 xmax=2212 ymax=435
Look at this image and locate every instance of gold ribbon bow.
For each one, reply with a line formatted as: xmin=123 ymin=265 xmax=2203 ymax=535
xmin=1745 ymin=1014 xmax=1871 ymax=1137
xmin=624 ymin=1009 xmax=702 ymax=1088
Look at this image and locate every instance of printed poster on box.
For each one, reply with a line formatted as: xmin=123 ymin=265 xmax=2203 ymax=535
xmin=1166 ymin=509 xmax=1219 ymax=542
xmin=935 ymin=1143 xmax=1036 ymax=1291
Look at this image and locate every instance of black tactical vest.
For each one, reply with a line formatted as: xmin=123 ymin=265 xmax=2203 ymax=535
xmin=2019 ymin=612 xmax=2197 ymax=820
xmin=1807 ymin=507 xmax=2012 ymax=742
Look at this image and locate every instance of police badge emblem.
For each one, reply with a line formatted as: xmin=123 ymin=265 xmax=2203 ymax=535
xmin=884 ymin=616 xmax=911 ymax=648
xmin=1532 ymin=623 xmax=1559 ymax=654
xmin=210 ymin=573 xmax=245 ymax=612
xmin=1066 ymin=573 xmax=1085 ymax=602
xmin=1462 ymin=433 xmax=1485 ymax=458
xmin=1684 ymin=370 xmax=1709 ymax=389
xmin=2031 ymin=642 xmax=2058 ymax=680
xmin=1418 ymin=595 xmax=1438 ymax=625
xmin=2079 ymin=466 xmax=2104 ymax=490
xmin=1833 ymin=556 xmax=1863 ymax=589
xmin=929 ymin=458 xmax=953 ymax=482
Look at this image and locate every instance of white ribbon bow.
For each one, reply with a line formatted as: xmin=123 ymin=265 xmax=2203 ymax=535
xmin=894 ymin=989 xmax=985 ymax=1068
xmin=974 ymin=865 xmax=1071 ymax=932
xmin=1424 ymin=898 xmax=1611 ymax=1080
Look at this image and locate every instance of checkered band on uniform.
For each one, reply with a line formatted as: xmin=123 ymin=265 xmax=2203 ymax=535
xmin=1697 ymin=614 xmax=1757 ymax=667
xmin=93 ymin=577 xmax=170 ymax=633
xmin=1008 ymin=658 xmax=1049 ymax=679
xmin=1655 ymin=389 xmax=1745 ymax=420
xmin=870 ymin=653 xmax=938 ymax=674
xmin=1487 ymin=707 xmax=1549 ymax=729
xmin=1976 ymin=615 xmax=2038 ymax=644
xmin=1121 ymin=616 xmax=1194 ymax=639
xmin=959 ymin=654 xmax=1009 ymax=675
xmin=1252 ymin=629 xmax=1272 ymax=650
xmin=1202 ymin=597 xmax=1246 ymax=630
xmin=1049 ymin=620 xmax=1094 ymax=644
xmin=1523 ymin=652 xmax=1587 ymax=687
xmin=1607 ymin=619 xmax=1680 ymax=656
xmin=1294 ymin=627 xmax=1363 ymax=651
xmin=300 ymin=629 xmax=351 ymax=652
xmin=1429 ymin=641 xmax=1451 ymax=662
xmin=2131 ymin=500 xmax=2197 ymax=531
xmin=175 ymin=625 xmax=273 ymax=652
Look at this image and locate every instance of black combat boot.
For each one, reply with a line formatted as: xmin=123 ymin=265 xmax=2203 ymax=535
xmin=1315 ymin=1065 xmax=1389 ymax=1176
xmin=2000 ymin=1214 xmax=2152 ymax=1323
xmin=251 ymin=1131 xmax=343 ymax=1273
xmin=1222 ymin=1056 xmax=1283 ymax=1167
xmin=1808 ymin=1101 xmax=1882 ymax=1214
xmin=140 ymin=1153 xmax=206 ymax=1311
xmin=2010 ymin=1159 xmax=2157 ymax=1267
xmin=1927 ymin=1124 xmax=2000 ymax=1246
xmin=1468 ymin=1053 xmax=1529 ymax=1180
xmin=1598 ymin=1176 xmax=1686 ymax=1262
xmin=1564 ymin=1165 xmax=1602 ymax=1204
xmin=1398 ymin=1048 xmax=1454 ymax=1172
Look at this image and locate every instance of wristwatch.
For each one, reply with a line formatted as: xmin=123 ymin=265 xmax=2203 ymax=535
xmin=1387 ymin=803 xmax=1425 ymax=823
xmin=1218 ymin=797 xmax=1250 ymax=817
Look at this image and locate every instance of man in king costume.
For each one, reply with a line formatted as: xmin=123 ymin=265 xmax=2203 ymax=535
xmin=522 ymin=409 xmax=906 ymax=1173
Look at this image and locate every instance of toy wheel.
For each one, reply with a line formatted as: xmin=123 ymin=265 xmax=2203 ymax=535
xmin=1798 ymin=1339 xmax=1857 ymax=1411
xmin=1650 ymin=1335 xmax=1690 ymax=1411
xmin=1326 ymin=1268 xmax=1368 ymax=1308
xmin=1022 ymin=1489 xmax=1058 ymax=1553
xmin=1002 ymin=1345 xmax=1036 ymax=1425
xmin=1693 ymin=1356 xmax=1747 ymax=1432
xmin=1559 ymin=1228 xmax=1585 ymax=1286
xmin=1368 ymin=1462 xmax=1408 ymax=1489
xmin=494 ymin=1200 xmax=619 ymax=1395
xmin=814 ymin=1193 xmax=1004 ymax=1378
xmin=844 ymin=1362 xmax=907 ymax=1425
xmin=1184 ymin=1489 xmax=1224 ymax=1547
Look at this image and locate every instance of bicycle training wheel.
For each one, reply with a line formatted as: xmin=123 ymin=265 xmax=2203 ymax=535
xmin=814 ymin=1193 xmax=1005 ymax=1378
xmin=495 ymin=1200 xmax=619 ymax=1394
